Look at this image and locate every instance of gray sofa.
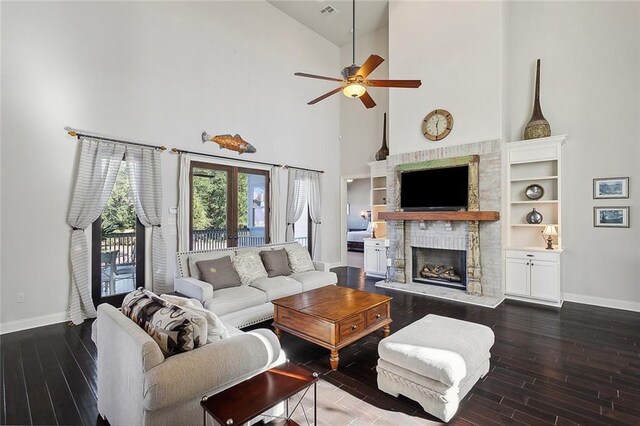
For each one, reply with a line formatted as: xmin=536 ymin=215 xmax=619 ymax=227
xmin=174 ymin=242 xmax=338 ymax=329
xmin=95 ymin=303 xmax=285 ymax=426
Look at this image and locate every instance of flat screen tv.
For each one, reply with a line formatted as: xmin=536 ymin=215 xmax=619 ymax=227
xmin=400 ymin=165 xmax=469 ymax=211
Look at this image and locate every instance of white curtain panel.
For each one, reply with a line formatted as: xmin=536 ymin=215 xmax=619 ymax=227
xmin=285 ymin=169 xmax=308 ymax=241
xmin=308 ymin=171 xmax=322 ymax=260
xmin=269 ymin=166 xmax=288 ymax=244
xmin=66 ymin=138 xmax=125 ymax=325
xmin=177 ymin=153 xmax=192 ymax=252
xmin=125 ymin=145 xmax=167 ymax=294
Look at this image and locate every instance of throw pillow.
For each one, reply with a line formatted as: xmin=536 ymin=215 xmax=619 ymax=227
xmin=196 ymin=256 xmax=242 ymax=290
xmin=122 ymin=288 xmax=206 ymax=356
xmin=232 ymin=250 xmax=268 ymax=285
xmin=187 ymin=250 xmax=235 ymax=280
xmin=285 ymin=244 xmax=315 ymax=274
xmin=260 ymin=248 xmax=293 ymax=278
xmin=159 ymin=294 xmax=229 ymax=342
xmin=160 ymin=294 xmax=204 ymax=309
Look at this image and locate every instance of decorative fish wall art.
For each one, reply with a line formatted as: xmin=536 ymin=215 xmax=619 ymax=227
xmin=201 ymin=131 xmax=257 ymax=154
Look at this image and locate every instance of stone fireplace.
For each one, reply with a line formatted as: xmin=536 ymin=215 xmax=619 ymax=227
xmin=380 ymin=139 xmax=503 ymax=301
xmin=412 ymin=247 xmax=467 ymax=290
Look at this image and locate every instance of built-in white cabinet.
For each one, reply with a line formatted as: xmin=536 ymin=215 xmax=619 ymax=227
xmin=504 ymin=135 xmax=566 ymax=307
xmin=505 ymin=249 xmax=561 ymax=305
xmin=364 ymin=238 xmax=387 ymax=278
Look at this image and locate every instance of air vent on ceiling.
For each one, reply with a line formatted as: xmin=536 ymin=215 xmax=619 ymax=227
xmin=320 ymin=5 xmax=339 ymax=16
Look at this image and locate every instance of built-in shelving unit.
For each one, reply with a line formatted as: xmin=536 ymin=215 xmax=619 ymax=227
xmin=504 ymin=134 xmax=567 ymax=307
xmin=368 ymin=161 xmax=387 ymax=238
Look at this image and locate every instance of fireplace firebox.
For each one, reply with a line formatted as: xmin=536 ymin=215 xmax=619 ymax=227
xmin=411 ymin=247 xmax=467 ymax=290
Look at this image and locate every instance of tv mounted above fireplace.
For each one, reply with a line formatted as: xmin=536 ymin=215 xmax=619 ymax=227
xmin=400 ymin=165 xmax=469 ymax=211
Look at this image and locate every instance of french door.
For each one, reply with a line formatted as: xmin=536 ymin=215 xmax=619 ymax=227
xmin=91 ymin=161 xmax=145 ymax=308
xmin=190 ymin=162 xmax=270 ymax=250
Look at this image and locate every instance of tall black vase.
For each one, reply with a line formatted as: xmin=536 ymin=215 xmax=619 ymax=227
xmin=524 ymin=59 xmax=551 ymax=140
xmin=375 ymin=113 xmax=389 ymax=161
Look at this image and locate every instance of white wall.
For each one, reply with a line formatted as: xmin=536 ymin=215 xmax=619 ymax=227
xmin=508 ymin=1 xmax=640 ymax=308
xmin=340 ymin=25 xmax=389 ymax=177
xmin=347 ymin=178 xmax=371 ymax=230
xmin=388 ymin=1 xmax=503 ymax=154
xmin=1 ymin=1 xmax=341 ymax=327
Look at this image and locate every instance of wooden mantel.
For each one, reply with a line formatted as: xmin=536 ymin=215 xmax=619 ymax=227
xmin=378 ymin=211 xmax=500 ymax=222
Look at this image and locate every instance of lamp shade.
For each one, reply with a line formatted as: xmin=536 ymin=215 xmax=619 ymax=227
xmin=542 ymin=225 xmax=558 ymax=236
xmin=343 ymin=83 xmax=366 ymax=98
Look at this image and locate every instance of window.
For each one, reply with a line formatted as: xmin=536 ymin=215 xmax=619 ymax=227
xmin=92 ymin=162 xmax=145 ymax=307
xmin=190 ymin=162 xmax=269 ymax=250
xmin=293 ymin=202 xmax=312 ymax=250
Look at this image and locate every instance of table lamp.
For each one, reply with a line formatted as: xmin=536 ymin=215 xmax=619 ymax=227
xmin=542 ymin=225 xmax=557 ymax=250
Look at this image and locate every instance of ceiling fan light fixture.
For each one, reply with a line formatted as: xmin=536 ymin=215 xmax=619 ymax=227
xmin=343 ymin=82 xmax=366 ymax=98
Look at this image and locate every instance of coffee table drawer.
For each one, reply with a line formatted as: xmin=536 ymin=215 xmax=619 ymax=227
xmin=366 ymin=303 xmax=388 ymax=328
xmin=338 ymin=313 xmax=365 ymax=341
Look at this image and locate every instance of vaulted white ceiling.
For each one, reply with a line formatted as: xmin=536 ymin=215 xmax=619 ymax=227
xmin=267 ymin=0 xmax=388 ymax=47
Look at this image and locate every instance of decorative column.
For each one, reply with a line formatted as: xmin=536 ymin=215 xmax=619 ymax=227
xmin=466 ymin=158 xmax=482 ymax=295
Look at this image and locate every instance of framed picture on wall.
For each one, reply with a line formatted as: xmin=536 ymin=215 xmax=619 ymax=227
xmin=593 ymin=206 xmax=629 ymax=228
xmin=593 ymin=177 xmax=629 ymax=199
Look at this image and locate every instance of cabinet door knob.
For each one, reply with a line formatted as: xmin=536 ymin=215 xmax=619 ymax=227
xmin=375 ymin=313 xmax=381 ymax=319
xmin=531 ymin=262 xmax=534 ymax=266
xmin=351 ymin=324 xmax=358 ymax=330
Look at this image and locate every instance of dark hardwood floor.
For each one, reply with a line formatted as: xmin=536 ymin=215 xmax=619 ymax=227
xmin=2 ymin=266 xmax=639 ymax=425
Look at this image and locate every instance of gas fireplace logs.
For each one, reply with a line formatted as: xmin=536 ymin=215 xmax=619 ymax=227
xmin=420 ymin=264 xmax=461 ymax=282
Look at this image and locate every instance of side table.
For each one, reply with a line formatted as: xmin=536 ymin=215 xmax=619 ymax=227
xmin=201 ymin=362 xmax=319 ymax=426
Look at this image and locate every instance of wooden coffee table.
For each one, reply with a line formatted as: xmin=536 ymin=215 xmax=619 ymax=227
xmin=272 ymin=286 xmax=392 ymax=370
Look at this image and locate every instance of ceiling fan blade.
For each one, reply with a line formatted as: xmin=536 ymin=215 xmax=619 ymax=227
xmin=366 ymin=79 xmax=422 ymax=88
xmin=355 ymin=55 xmax=385 ymax=80
xmin=295 ymin=72 xmax=344 ymax=82
xmin=308 ymin=87 xmax=344 ymax=105
xmin=359 ymin=91 xmax=376 ymax=109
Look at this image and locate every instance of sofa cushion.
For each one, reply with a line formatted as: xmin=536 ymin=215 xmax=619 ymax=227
xmin=187 ymin=250 xmax=235 ymax=280
xmin=159 ymin=294 xmax=229 ymax=342
xmin=250 ymin=276 xmax=302 ymax=301
xmin=206 ymin=286 xmax=269 ymax=317
xmin=290 ymin=271 xmax=338 ymax=292
xmin=285 ymin=243 xmax=315 ymax=274
xmin=232 ymin=250 xmax=268 ymax=285
xmin=122 ymin=289 xmax=206 ymax=356
xmin=260 ymin=248 xmax=292 ymax=278
xmin=196 ymin=255 xmax=242 ymax=290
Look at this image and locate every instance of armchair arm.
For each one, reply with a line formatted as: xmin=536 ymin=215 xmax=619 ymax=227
xmin=143 ymin=329 xmax=281 ymax=411
xmin=174 ymin=276 xmax=213 ymax=303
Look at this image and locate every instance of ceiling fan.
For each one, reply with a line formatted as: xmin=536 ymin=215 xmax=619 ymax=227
xmin=294 ymin=0 xmax=421 ymax=109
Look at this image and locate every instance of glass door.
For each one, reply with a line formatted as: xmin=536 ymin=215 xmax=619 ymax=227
xmin=190 ymin=162 xmax=269 ymax=249
xmin=92 ymin=162 xmax=145 ymax=307
xmin=191 ymin=163 xmax=232 ymax=250
xmin=237 ymin=168 xmax=269 ymax=247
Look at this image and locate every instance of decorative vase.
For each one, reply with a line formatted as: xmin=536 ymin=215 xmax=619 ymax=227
xmin=374 ymin=113 xmax=389 ymax=161
xmin=526 ymin=208 xmax=543 ymax=224
xmin=524 ymin=59 xmax=551 ymax=140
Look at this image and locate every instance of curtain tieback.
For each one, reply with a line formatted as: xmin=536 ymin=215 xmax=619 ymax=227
xmin=71 ymin=226 xmax=82 ymax=231
xmin=152 ymin=224 xmax=161 ymax=228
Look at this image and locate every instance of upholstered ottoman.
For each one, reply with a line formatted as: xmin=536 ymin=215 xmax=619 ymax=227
xmin=376 ymin=314 xmax=495 ymax=422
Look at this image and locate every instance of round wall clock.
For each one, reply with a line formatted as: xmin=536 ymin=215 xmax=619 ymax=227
xmin=524 ymin=184 xmax=545 ymax=200
xmin=422 ymin=109 xmax=454 ymax=141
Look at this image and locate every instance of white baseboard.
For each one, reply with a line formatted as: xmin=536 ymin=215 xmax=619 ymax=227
xmin=326 ymin=261 xmax=344 ymax=269
xmin=0 ymin=311 xmax=68 ymax=335
xmin=564 ymin=293 xmax=640 ymax=313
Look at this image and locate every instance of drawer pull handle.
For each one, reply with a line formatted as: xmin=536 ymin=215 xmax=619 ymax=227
xmin=526 ymin=254 xmax=534 ymax=257
xmin=375 ymin=313 xmax=381 ymax=319
xmin=351 ymin=324 xmax=358 ymax=330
